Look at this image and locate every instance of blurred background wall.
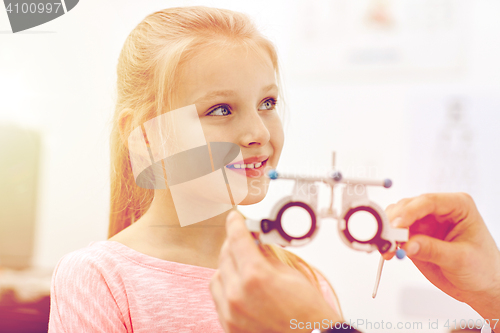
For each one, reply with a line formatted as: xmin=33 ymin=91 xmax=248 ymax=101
xmin=1 ymin=0 xmax=499 ymax=332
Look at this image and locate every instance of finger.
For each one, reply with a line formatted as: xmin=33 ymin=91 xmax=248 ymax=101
xmin=209 ymin=272 xmax=230 ymax=333
xmin=209 ymin=271 xmax=223 ymax=303
xmin=386 ymin=198 xmax=412 ymax=222
xmin=403 ymin=234 xmax=464 ymax=269
xmin=217 ymin=239 xmax=241 ymax=296
xmin=382 ymin=251 xmax=395 ymax=260
xmin=390 ymin=193 xmax=472 ymax=229
xmin=410 ymin=258 xmax=460 ymax=296
xmin=385 ymin=203 xmax=396 ymax=218
xmin=225 ymin=209 xmax=269 ymax=274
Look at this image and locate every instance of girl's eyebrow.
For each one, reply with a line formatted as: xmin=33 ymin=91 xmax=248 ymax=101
xmin=194 ymin=83 xmax=278 ymax=104
xmin=195 ymin=90 xmax=235 ymax=104
xmin=262 ymin=83 xmax=278 ymax=93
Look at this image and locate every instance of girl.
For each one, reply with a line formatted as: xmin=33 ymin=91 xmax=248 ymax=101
xmin=48 ymin=6 xmax=342 ymax=332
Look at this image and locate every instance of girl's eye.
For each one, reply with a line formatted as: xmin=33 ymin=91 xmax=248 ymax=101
xmin=207 ymin=105 xmax=232 ymax=116
xmin=206 ymin=99 xmax=277 ymax=116
xmin=259 ymin=98 xmax=277 ymax=111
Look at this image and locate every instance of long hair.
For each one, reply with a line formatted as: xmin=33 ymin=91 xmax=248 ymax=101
xmin=108 ymin=6 xmax=341 ymax=317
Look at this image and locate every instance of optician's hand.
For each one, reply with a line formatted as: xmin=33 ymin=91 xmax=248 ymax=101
xmin=210 ymin=210 xmax=342 ymax=333
xmin=384 ymin=192 xmax=500 ymax=323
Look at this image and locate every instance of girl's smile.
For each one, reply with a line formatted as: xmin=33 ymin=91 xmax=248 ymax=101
xmin=225 ymin=155 xmax=269 ymax=178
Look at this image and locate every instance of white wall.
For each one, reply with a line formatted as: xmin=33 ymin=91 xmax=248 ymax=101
xmin=1 ymin=1 xmax=499 ymax=332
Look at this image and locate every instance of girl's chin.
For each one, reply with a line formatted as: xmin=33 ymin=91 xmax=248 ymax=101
xmin=236 ymin=171 xmax=272 ymax=205
xmin=237 ymin=189 xmax=267 ymax=205
xmin=237 ymin=196 xmax=265 ymax=206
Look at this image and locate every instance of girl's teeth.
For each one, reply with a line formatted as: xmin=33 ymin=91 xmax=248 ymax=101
xmin=228 ymin=161 xmax=266 ymax=169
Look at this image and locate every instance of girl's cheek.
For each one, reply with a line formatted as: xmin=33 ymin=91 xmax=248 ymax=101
xmin=269 ymin=119 xmax=285 ymax=147
xmin=200 ymin=122 xmax=232 ymax=142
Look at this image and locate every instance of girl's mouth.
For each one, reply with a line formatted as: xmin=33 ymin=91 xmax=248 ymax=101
xmin=225 ymin=158 xmax=269 ymax=178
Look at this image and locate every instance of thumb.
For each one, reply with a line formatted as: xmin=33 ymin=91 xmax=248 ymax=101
xmin=404 ymin=234 xmax=461 ymax=270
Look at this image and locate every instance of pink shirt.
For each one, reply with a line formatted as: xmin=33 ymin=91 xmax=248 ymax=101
xmin=48 ymin=241 xmax=341 ymax=332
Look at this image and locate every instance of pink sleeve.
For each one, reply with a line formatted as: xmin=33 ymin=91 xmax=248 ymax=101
xmin=48 ymin=251 xmax=128 ymax=333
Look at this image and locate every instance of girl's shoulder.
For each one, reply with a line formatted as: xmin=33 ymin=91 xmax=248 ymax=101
xmin=49 ymin=241 xmax=134 ymax=332
xmin=56 ymin=240 xmax=121 ymax=264
xmin=52 ymin=241 xmax=126 ymax=281
xmin=53 ymin=240 xmax=217 ymax=282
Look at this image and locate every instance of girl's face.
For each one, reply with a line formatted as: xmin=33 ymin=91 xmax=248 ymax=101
xmin=175 ymin=43 xmax=284 ymax=205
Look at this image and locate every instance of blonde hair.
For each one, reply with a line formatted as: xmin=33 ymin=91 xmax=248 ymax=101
xmin=108 ymin=6 xmax=341 ymax=318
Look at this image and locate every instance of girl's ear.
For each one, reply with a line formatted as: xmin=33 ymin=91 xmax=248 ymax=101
xmin=118 ymin=108 xmax=134 ymax=148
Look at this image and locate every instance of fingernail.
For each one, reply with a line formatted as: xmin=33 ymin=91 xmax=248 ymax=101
xmin=391 ymin=217 xmax=403 ymax=228
xmin=406 ymin=242 xmax=420 ymax=256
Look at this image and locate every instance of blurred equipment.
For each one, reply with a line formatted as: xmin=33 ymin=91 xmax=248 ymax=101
xmin=0 ymin=123 xmax=41 ymax=269
xmin=245 ymin=152 xmax=408 ymax=253
xmin=245 ymin=152 xmax=408 ymax=298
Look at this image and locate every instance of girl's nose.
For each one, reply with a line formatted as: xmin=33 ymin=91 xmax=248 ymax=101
xmin=238 ymin=108 xmax=271 ymax=147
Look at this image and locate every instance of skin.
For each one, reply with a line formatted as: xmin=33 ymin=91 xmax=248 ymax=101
xmin=384 ymin=192 xmax=500 ymax=326
xmin=211 ymin=193 xmax=500 ymax=332
xmin=112 ymin=42 xmax=344 ymax=331
xmin=111 ymin=42 xmax=500 ymax=332
xmin=111 ymin=43 xmax=284 ymax=270
xmin=210 ymin=210 xmax=342 ymax=333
